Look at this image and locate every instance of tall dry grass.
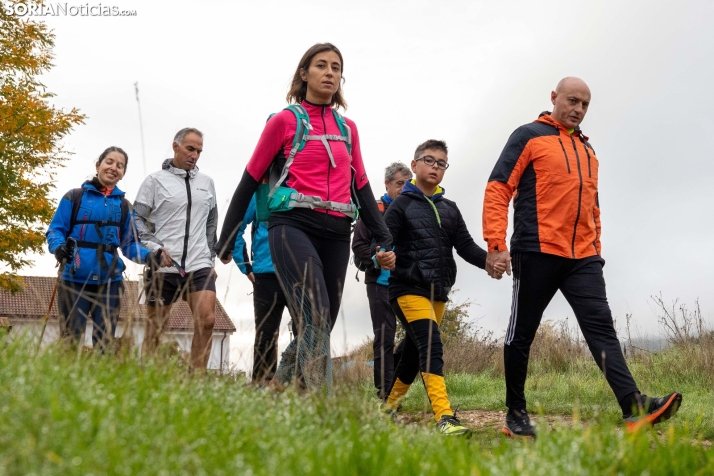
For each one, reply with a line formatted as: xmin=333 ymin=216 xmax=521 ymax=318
xmin=333 ymin=293 xmax=714 ymax=390
xmin=624 ymin=294 xmax=714 ymax=383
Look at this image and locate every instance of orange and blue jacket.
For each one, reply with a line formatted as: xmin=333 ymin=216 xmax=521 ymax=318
xmin=483 ymin=112 xmax=601 ymax=259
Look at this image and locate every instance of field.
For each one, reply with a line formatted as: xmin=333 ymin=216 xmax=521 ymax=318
xmin=1 ymin=323 xmax=713 ymax=476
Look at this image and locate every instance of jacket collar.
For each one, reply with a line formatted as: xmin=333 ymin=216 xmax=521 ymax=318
xmin=536 ymin=111 xmax=589 ymax=142
xmin=301 ymin=99 xmax=333 ymax=115
xmin=402 ymin=180 xmax=445 ymax=201
xmin=162 ymin=159 xmax=198 ymax=178
xmin=81 ymin=179 xmax=125 ymax=197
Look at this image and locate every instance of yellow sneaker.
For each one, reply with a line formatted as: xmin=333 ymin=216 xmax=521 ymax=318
xmin=436 ymin=414 xmax=469 ymax=436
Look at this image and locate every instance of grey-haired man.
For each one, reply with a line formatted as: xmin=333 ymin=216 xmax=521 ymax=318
xmin=352 ymin=162 xmax=412 ymax=400
xmin=134 ymin=127 xmax=218 ymax=370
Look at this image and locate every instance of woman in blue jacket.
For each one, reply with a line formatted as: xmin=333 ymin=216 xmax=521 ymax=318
xmin=46 ymin=146 xmax=168 ymax=350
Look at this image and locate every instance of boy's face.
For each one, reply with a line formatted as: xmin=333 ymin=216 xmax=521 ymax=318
xmin=411 ymin=148 xmax=448 ymax=188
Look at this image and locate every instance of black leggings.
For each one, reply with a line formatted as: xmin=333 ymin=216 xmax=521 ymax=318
xmin=252 ymin=273 xmax=289 ymax=383
xmin=269 ymin=224 xmax=350 ymax=390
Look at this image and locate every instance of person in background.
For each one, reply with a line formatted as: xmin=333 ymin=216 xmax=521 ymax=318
xmin=46 ymin=146 xmax=168 ymax=351
xmin=352 ymin=161 xmax=411 ymax=400
xmin=232 ymin=193 xmax=290 ymax=385
xmin=134 ymin=128 xmax=219 ymax=370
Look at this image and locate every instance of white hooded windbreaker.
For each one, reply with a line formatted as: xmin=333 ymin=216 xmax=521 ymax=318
xmin=134 ymin=159 xmax=217 ymax=274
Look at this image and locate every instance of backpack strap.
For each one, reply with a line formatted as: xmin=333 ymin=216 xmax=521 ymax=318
xmin=269 ymin=104 xmax=311 ymax=198
xmin=332 ymin=109 xmax=352 ymax=157
xmin=69 ymin=188 xmax=85 ymax=232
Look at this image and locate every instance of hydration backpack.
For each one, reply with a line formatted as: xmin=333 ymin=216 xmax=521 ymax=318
xmin=255 ymin=104 xmax=355 ymax=222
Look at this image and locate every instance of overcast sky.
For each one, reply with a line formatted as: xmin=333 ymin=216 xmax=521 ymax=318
xmin=14 ymin=0 xmax=714 ymax=368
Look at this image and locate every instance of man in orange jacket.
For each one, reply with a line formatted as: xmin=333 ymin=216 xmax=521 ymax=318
xmin=483 ymin=77 xmax=682 ymax=438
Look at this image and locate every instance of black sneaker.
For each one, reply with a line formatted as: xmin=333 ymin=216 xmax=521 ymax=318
xmin=502 ymin=408 xmax=536 ymax=439
xmin=624 ymin=391 xmax=682 ymax=433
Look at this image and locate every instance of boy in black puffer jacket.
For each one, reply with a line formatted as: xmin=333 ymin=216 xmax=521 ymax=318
xmin=381 ymin=140 xmax=505 ymax=435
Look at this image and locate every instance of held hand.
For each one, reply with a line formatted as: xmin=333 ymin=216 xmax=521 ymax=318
xmin=490 ymin=262 xmax=507 ymax=280
xmin=220 ymin=257 xmax=232 ymax=265
xmin=247 ymin=272 xmax=255 ymax=283
xmin=486 ymin=250 xmax=512 ymax=280
xmin=375 ymin=246 xmax=396 ymax=271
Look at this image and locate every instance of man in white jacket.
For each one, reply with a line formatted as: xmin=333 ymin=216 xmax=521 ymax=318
xmin=134 ymin=127 xmax=218 ymax=370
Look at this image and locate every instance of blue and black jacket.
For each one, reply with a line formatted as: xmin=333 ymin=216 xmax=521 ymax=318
xmin=46 ymin=180 xmax=151 ymax=284
xmin=232 ymin=195 xmax=274 ymax=276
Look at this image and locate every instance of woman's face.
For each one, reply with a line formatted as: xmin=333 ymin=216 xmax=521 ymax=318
xmin=300 ymin=50 xmax=342 ymax=103
xmin=95 ymin=151 xmax=126 ymax=187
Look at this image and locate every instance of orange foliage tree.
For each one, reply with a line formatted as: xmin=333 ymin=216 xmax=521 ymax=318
xmin=0 ymin=0 xmax=84 ymax=292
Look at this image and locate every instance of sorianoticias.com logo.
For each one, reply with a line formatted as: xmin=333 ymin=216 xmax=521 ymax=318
xmin=2 ymin=2 xmax=137 ymax=16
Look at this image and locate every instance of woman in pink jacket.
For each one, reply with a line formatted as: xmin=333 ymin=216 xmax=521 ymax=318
xmin=216 ymin=43 xmax=394 ymax=390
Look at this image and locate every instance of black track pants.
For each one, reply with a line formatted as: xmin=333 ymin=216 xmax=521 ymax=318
xmin=366 ymin=282 xmax=396 ymax=399
xmin=504 ymin=252 xmax=639 ymax=410
xmin=269 ymin=224 xmax=349 ymax=389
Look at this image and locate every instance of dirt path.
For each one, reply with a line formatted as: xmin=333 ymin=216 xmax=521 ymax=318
xmin=397 ymin=409 xmax=570 ymax=433
xmin=396 ymin=410 xmax=712 ymax=446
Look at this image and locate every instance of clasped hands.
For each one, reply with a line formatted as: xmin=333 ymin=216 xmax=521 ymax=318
xmin=486 ymin=250 xmax=511 ymax=280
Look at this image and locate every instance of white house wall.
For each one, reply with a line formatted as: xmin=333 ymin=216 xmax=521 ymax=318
xmin=7 ymin=319 xmax=231 ymax=371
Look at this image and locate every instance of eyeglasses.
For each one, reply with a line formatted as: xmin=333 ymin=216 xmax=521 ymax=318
xmin=416 ymin=155 xmax=449 ymax=170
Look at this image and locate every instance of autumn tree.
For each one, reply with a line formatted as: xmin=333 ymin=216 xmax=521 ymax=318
xmin=0 ymin=0 xmax=84 ymax=292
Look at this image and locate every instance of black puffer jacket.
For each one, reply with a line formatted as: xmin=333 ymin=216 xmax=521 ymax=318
xmin=385 ymin=182 xmax=487 ymax=302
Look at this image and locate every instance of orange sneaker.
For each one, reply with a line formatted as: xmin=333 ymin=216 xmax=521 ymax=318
xmin=624 ymin=392 xmax=682 ymax=433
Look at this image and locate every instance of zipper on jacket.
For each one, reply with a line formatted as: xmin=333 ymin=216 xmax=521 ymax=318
xmin=582 ymin=140 xmax=592 ymax=178
xmin=558 ymin=138 xmax=571 ymax=174
xmin=322 ymin=106 xmax=330 ymax=204
xmin=423 ymin=195 xmax=445 ymax=298
xmin=181 ymin=174 xmax=192 ymax=270
xmin=423 ymin=196 xmax=442 ymax=228
xmin=569 ymin=135 xmax=584 ymax=258
xmin=592 ymin=210 xmax=600 ymax=256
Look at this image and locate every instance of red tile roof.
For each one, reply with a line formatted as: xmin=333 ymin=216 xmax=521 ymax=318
xmin=0 ymin=276 xmax=236 ymax=333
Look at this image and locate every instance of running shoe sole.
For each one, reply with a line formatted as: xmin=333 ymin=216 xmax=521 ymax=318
xmin=441 ymin=427 xmax=470 ymax=436
xmin=625 ymin=392 xmax=683 ymax=433
xmin=502 ymin=425 xmax=535 ymax=439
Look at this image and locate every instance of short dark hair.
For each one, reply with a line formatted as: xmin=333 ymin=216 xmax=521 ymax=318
xmin=414 ymin=140 xmax=448 ymax=161
xmin=286 ymin=43 xmax=347 ymax=110
xmin=97 ymin=146 xmax=128 ymax=171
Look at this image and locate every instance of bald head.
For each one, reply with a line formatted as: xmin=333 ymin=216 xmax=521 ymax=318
xmin=551 ymin=77 xmax=591 ymax=130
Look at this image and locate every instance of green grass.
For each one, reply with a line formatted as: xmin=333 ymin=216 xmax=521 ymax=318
xmin=1 ymin=336 xmax=713 ymax=475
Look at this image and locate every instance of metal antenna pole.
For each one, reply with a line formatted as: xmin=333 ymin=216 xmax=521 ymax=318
xmin=134 ymin=81 xmax=147 ymax=177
